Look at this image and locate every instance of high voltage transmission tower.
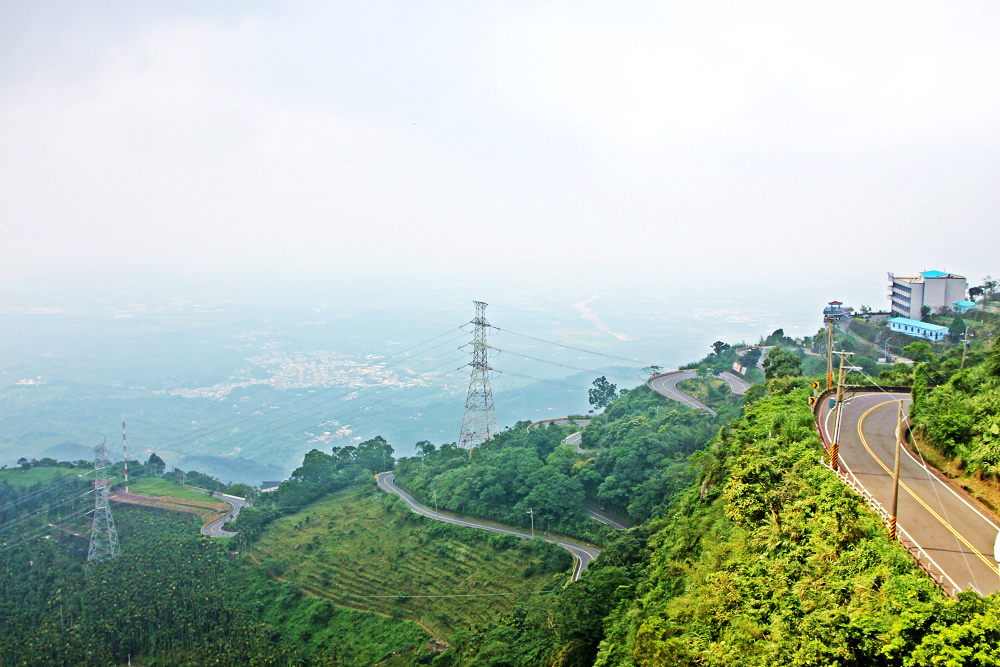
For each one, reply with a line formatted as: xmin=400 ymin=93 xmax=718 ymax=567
xmin=87 ymin=438 xmax=120 ymax=570
xmin=459 ymin=301 xmax=498 ymax=450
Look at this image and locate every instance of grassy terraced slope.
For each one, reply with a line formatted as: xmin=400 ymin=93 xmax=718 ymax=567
xmin=251 ymin=484 xmax=573 ymax=640
xmin=127 ymin=476 xmax=223 ymax=503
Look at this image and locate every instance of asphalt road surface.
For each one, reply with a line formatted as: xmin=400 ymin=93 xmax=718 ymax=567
xmin=647 ymin=370 xmax=715 ymax=414
xmin=718 ymin=371 xmax=752 ymax=394
xmin=201 ymin=493 xmax=248 ymax=538
xmin=582 ymin=504 xmax=631 ymax=530
xmin=376 ymin=472 xmax=601 ymax=581
xmin=527 ymin=417 xmax=591 ymax=453
xmin=820 ymin=391 xmax=1000 ymax=596
xmin=527 ymin=417 xmax=591 ymax=431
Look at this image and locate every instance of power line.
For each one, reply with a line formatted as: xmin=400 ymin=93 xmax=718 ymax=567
xmin=498 ymin=349 xmax=602 ymax=374
xmin=0 ymin=507 xmax=92 ymax=554
xmin=0 ymin=489 xmax=93 ymax=535
xmin=199 ymin=351 xmax=469 ymax=452
xmin=0 ymin=470 xmax=93 ymax=513
xmin=145 ymin=329 xmax=468 ymax=451
xmin=498 ymin=370 xmax=585 ymax=392
xmin=490 ymin=326 xmax=643 ymax=365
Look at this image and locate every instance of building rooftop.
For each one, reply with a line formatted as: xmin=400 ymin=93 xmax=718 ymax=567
xmin=921 ymin=270 xmax=964 ymax=279
xmin=889 ymin=270 xmax=966 ymax=282
xmin=954 ymin=300 xmax=976 ymax=308
xmin=887 ymin=317 xmax=949 ymax=332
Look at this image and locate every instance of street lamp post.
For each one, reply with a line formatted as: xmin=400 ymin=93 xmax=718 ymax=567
xmin=527 ymin=508 xmax=534 ymax=539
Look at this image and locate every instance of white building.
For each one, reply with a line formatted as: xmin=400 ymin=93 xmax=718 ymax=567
xmin=887 ymin=317 xmax=949 ymax=342
xmin=887 ymin=271 xmax=968 ymax=319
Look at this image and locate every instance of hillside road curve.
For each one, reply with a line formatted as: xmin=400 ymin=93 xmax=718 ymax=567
xmin=647 ymin=371 xmax=715 ymax=414
xmin=820 ymin=391 xmax=1000 ymax=596
xmin=201 ymin=493 xmax=248 ymax=538
xmin=376 ymin=472 xmax=600 ymax=581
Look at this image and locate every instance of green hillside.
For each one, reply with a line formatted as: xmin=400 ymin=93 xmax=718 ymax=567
xmin=251 ymin=484 xmax=572 ymax=641
xmin=0 ymin=464 xmax=79 ymax=489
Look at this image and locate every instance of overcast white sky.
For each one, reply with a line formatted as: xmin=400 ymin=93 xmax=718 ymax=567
xmin=2 ymin=1 xmax=998 ymax=308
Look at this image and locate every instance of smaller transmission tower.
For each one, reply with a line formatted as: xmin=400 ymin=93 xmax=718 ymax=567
xmin=87 ymin=438 xmax=121 ymax=569
xmin=459 ymin=301 xmax=498 ymax=450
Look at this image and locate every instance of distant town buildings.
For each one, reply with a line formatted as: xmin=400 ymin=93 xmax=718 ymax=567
xmin=887 ymin=317 xmax=949 ymax=342
xmin=888 ymin=270 xmax=968 ymax=319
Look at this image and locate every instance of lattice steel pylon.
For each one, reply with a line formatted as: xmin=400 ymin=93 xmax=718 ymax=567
xmin=459 ymin=301 xmax=498 ymax=450
xmin=87 ymin=438 xmax=120 ymax=569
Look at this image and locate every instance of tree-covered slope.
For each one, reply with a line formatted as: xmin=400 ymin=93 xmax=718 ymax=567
xmin=593 ymin=381 xmax=1000 ymax=666
xmin=912 ymin=340 xmax=1000 ymax=482
xmin=440 ymin=373 xmax=1000 ymax=666
xmin=395 ymin=386 xmax=726 ymax=537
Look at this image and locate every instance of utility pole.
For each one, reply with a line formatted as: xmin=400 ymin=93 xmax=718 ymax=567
xmin=961 ymin=326 xmax=971 ymax=369
xmin=889 ymin=400 xmax=903 ymax=541
xmin=87 ymin=439 xmax=121 ymax=570
xmin=830 ymin=351 xmax=853 ymax=472
xmin=459 ymin=301 xmax=498 ymax=452
xmin=527 ymin=508 xmax=534 ymax=539
xmin=433 ymin=490 xmax=438 ymax=515
xmin=826 ymin=320 xmax=835 ymax=390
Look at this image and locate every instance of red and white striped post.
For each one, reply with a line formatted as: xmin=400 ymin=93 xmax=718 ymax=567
xmin=122 ymin=420 xmax=128 ymax=494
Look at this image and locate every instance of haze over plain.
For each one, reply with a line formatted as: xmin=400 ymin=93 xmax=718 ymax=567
xmin=2 ymin=2 xmax=999 ymax=477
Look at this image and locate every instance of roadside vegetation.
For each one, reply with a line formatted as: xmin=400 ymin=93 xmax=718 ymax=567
xmin=442 ymin=352 xmax=1000 ymax=666
xmin=909 ymin=336 xmax=1000 ymax=513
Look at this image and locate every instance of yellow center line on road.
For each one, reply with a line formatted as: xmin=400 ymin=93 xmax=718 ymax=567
xmin=857 ymin=400 xmax=999 ymax=575
xmin=653 ymin=378 xmax=697 ymax=407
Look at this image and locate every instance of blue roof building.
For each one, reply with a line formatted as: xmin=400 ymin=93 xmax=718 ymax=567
xmin=887 ymin=317 xmax=949 ymax=342
xmin=888 ymin=270 xmax=968 ymax=319
xmin=953 ymin=300 xmax=976 ymax=314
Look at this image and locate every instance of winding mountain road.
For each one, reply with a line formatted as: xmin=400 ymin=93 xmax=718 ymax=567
xmin=819 ymin=391 xmax=1000 ymax=596
xmin=376 ymin=472 xmax=601 ymax=581
xmin=201 ymin=493 xmax=248 ymax=538
xmin=647 ymin=369 xmax=751 ymax=415
xmin=372 ymin=369 xmax=757 ymax=579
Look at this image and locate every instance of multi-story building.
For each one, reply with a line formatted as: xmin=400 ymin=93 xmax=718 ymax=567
xmin=887 ymin=271 xmax=968 ymax=319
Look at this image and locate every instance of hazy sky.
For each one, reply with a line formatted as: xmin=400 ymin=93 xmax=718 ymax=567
xmin=2 ymin=2 xmax=998 ymax=309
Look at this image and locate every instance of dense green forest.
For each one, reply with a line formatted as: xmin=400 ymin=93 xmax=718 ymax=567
xmin=910 ymin=335 xmax=1000 ymax=485
xmin=433 ymin=362 xmax=1000 ymax=666
xmin=394 ymin=386 xmax=729 ymax=535
xmin=1 ymin=458 xmax=442 ymax=666
xmin=1 ymin=501 xmax=298 ymax=666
